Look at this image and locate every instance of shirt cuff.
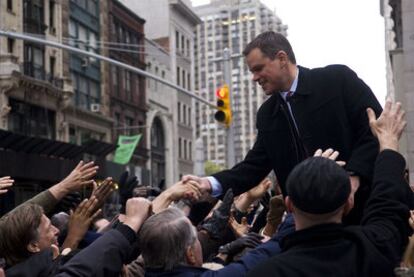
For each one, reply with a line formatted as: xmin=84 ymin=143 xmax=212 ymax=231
xmin=115 ymin=222 xmax=137 ymax=244
xmin=207 ymin=176 xmax=223 ymax=198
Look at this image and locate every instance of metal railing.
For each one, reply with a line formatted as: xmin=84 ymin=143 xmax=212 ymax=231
xmin=22 ymin=62 xmax=64 ymax=89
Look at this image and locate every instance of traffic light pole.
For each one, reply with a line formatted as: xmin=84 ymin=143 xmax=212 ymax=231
xmin=223 ymin=48 xmax=236 ymax=168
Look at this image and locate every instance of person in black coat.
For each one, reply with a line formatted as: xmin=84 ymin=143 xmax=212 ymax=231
xmin=183 ymin=31 xmax=383 ymax=224
xmin=247 ymin=100 xmax=411 ymax=276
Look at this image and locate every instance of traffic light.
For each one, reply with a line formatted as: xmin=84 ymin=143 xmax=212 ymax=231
xmin=214 ymin=84 xmax=232 ymax=127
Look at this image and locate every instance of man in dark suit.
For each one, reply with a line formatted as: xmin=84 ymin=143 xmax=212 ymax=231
xmin=246 ymin=101 xmax=411 ymax=276
xmin=184 ymin=31 xmax=382 ymax=223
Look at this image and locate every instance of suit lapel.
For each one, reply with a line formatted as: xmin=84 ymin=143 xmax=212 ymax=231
xmin=290 ymin=66 xmax=313 ymax=143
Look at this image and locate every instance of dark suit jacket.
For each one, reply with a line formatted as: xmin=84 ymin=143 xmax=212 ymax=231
xmin=213 ymin=65 xmax=382 ymax=197
xmin=246 ymin=150 xmax=411 ymax=277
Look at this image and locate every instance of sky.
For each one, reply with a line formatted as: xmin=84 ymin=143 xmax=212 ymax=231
xmin=191 ymin=0 xmax=387 ymax=105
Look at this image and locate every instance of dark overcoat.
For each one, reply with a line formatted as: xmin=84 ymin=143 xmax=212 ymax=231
xmin=213 ymin=65 xmax=383 ymax=222
xmin=247 ymin=150 xmax=412 ymax=277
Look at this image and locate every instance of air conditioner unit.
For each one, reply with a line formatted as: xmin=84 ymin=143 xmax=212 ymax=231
xmin=90 ymin=103 xmax=100 ymax=112
xmin=81 ymin=57 xmax=89 ymax=67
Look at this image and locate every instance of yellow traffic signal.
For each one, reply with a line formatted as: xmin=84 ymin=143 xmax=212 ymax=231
xmin=214 ymin=84 xmax=232 ymax=127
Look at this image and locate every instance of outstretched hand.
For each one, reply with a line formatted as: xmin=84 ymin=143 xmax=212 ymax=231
xmin=182 ymin=175 xmax=212 ymax=195
xmin=246 ymin=178 xmax=271 ymax=201
xmin=62 ymin=196 xmax=102 ymax=249
xmin=59 ymin=161 xmax=99 ymax=192
xmin=229 ymin=215 xmax=250 ymax=238
xmin=91 ymin=177 xmax=115 ymax=213
xmin=0 ymin=176 xmax=14 ymax=195
xmin=367 ymin=100 xmax=406 ymax=151
xmin=314 ymin=148 xmax=359 ymax=196
xmin=313 ymin=148 xmax=346 ymax=167
xmin=167 ymin=180 xmax=202 ymax=202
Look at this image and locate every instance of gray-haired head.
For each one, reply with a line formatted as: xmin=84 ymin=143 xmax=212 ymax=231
xmin=139 ymin=207 xmax=198 ymax=271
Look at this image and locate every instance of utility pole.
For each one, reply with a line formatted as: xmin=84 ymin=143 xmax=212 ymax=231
xmin=223 ymin=48 xmax=235 ymax=168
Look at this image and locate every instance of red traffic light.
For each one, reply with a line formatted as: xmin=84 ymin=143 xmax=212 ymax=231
xmin=216 ymin=87 xmax=226 ymax=99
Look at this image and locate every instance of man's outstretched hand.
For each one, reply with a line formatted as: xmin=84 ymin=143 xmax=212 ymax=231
xmin=367 ymin=100 xmax=406 ymax=152
xmin=182 ymin=175 xmax=212 ymax=194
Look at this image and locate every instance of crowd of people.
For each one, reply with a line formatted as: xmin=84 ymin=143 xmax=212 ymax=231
xmin=0 ymin=31 xmax=413 ymax=276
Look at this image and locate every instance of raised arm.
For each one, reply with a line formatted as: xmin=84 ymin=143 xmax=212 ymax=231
xmin=362 ymin=100 xmax=411 ymax=264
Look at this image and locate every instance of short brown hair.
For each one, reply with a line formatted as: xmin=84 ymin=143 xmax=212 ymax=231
xmin=243 ymin=31 xmax=296 ymax=64
xmin=0 ymin=204 xmax=43 ymax=266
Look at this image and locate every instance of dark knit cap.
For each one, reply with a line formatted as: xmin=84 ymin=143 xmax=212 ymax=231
xmin=286 ymin=157 xmax=351 ymax=214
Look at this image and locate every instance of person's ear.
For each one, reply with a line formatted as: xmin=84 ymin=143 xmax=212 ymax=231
xmin=185 ymin=245 xmax=197 ymax=266
xmin=343 ymin=193 xmax=354 ymax=215
xmin=285 ymin=196 xmax=294 ymax=213
xmin=276 ymin=51 xmax=288 ymax=67
xmin=27 ymin=241 xmax=40 ymax=253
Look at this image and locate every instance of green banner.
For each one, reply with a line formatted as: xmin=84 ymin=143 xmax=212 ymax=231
xmin=113 ymin=134 xmax=142 ymax=164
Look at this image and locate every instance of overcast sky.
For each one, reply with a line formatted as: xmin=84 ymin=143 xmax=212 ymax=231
xmin=191 ymin=0 xmax=387 ymax=105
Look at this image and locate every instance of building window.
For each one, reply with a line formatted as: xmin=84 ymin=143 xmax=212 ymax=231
xmin=187 ymin=73 xmax=191 ymax=90
xmin=178 ymin=138 xmax=182 ymax=158
xmin=189 ymin=141 xmax=192 ymax=160
xmin=178 ymin=102 xmax=181 ymax=122
xmin=49 ymin=0 xmax=55 ymax=29
xmin=181 ymin=35 xmax=185 ymax=54
xmin=136 ymin=75 xmax=141 ymax=102
xmin=125 ymin=116 xmax=134 ymax=136
xmin=69 ymin=20 xmax=77 ymax=46
xmin=7 ymin=39 xmax=14 ymax=54
xmin=78 ymin=76 xmax=88 ymax=108
xmin=49 ymin=56 xmax=56 ymax=77
xmin=111 ymin=65 xmax=119 ymax=93
xmin=72 ymin=73 xmax=100 ymax=109
xmin=72 ymin=0 xmax=97 ymax=17
xmin=8 ymin=98 xmax=56 ymax=140
xmin=188 ymin=107 xmax=191 ymax=126
xmin=176 ymin=31 xmax=179 ymax=50
xmin=87 ymin=0 xmax=97 ymax=16
xmin=176 ymin=66 xmax=180 ymax=86
xmin=114 ymin=112 xmax=121 ymax=127
xmin=7 ymin=0 xmax=13 ymax=11
xmin=183 ymin=104 xmax=187 ymax=125
xmin=24 ymin=44 xmax=45 ymax=80
xmin=89 ymin=32 xmax=97 ymax=54
xmin=78 ymin=25 xmax=87 ymax=50
xmin=154 ymin=67 xmax=158 ymax=90
xmin=89 ymin=81 xmax=99 ymax=104
xmin=125 ymin=70 xmax=131 ymax=100
xmin=147 ymin=62 xmax=151 ymax=88
xmin=182 ymin=69 xmax=186 ymax=89
xmin=151 ymin=117 xmax=165 ymax=187
xmin=69 ymin=126 xmax=77 ymax=144
xmin=184 ymin=139 xmax=187 ymax=160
